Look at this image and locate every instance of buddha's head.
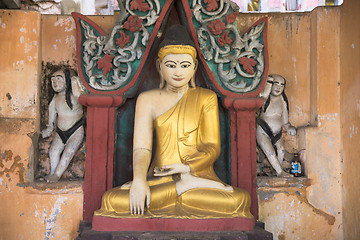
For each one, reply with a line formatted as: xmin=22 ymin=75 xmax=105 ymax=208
xmin=157 ymin=25 xmax=198 ymax=89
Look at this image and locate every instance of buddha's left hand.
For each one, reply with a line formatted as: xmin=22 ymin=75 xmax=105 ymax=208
xmin=153 ymin=163 xmax=190 ymax=176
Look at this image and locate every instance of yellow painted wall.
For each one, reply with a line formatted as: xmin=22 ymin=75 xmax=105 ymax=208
xmin=0 ymin=12 xmax=119 ymax=240
xmin=340 ymin=0 xmax=360 ymax=239
xmin=0 ymin=11 xmax=83 ymax=240
xmin=242 ymin=7 xmax=344 ymax=239
xmin=255 ymin=1 xmax=360 ymax=239
xmin=0 ymin=2 xmax=359 ymax=239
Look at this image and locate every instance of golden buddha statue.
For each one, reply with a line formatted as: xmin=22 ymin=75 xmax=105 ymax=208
xmin=94 ymin=25 xmax=253 ymax=219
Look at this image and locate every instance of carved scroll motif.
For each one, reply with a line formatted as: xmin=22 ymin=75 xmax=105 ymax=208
xmin=192 ymin=0 xmax=266 ymax=93
xmin=79 ymin=0 xmax=161 ymax=91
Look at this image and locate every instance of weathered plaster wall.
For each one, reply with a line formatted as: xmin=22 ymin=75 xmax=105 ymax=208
xmin=0 ymin=12 xmax=121 ymax=239
xmin=239 ymin=7 xmax=345 ymax=240
xmin=0 ymin=10 xmax=83 ymax=240
xmin=340 ymin=0 xmax=360 ymax=239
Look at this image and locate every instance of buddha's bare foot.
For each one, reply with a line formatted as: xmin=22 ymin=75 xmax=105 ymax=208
xmin=177 ymin=174 xmax=233 ymax=195
xmin=277 ymin=171 xmax=294 ymax=178
xmin=45 ymin=174 xmax=60 ymax=182
xmin=120 ymin=181 xmax=132 ymax=189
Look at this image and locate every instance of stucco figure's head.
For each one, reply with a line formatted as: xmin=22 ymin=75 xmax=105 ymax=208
xmin=51 ymin=70 xmax=66 ymax=93
xmin=268 ymin=74 xmax=286 ymax=96
xmin=263 ymin=74 xmax=289 ymax=113
xmin=50 ymin=68 xmax=76 ymax=109
xmin=157 ymin=25 xmax=198 ymax=88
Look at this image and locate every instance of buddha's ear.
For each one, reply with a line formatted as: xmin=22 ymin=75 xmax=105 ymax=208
xmin=190 ymin=60 xmax=198 ymax=88
xmin=156 ymin=59 xmax=161 ymax=72
xmin=156 ymin=59 xmax=165 ymax=89
xmin=194 ymin=59 xmax=198 ymax=71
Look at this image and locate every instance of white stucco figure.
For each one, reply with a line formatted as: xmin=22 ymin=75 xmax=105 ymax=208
xmin=256 ymin=74 xmax=296 ymax=177
xmin=41 ymin=69 xmax=84 ymax=182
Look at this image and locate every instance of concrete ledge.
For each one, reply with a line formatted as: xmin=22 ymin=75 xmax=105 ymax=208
xmin=77 ymin=221 xmax=273 ymax=240
xmin=257 ymin=177 xmax=311 ymax=188
xmin=24 ymin=180 xmax=83 ymax=194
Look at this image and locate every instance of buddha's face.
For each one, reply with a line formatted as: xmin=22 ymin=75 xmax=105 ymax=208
xmin=159 ymin=53 xmax=196 ymax=88
xmin=51 ymin=70 xmax=66 ymax=93
xmin=270 ymin=76 xmax=285 ymax=96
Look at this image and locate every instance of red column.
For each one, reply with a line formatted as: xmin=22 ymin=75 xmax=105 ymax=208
xmin=223 ymin=97 xmax=263 ymax=219
xmin=79 ymin=94 xmax=123 ymax=221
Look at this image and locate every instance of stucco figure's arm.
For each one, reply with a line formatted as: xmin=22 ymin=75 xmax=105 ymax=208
xmin=71 ymin=76 xmax=84 ymax=98
xmin=41 ymin=98 xmax=56 ymax=138
xmin=186 ymin=92 xmax=221 ymax=175
xmin=259 ymin=77 xmax=273 ymax=100
xmin=129 ymin=93 xmax=153 ymax=215
xmin=282 ymin=100 xmax=296 ymax=136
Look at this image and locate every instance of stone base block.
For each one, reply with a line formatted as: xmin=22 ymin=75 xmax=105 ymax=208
xmin=77 ymin=221 xmax=273 ymax=240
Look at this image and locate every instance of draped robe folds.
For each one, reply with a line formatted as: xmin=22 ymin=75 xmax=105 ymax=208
xmin=94 ymin=87 xmax=253 ymax=219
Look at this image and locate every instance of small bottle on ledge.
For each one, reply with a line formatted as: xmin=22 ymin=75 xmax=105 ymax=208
xmin=291 ymin=153 xmax=303 ymax=177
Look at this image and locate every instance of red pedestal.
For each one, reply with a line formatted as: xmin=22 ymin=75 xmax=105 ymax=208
xmin=223 ymin=97 xmax=263 ymax=219
xmin=79 ymin=94 xmax=124 ymax=221
xmin=92 ymin=216 xmax=255 ymax=232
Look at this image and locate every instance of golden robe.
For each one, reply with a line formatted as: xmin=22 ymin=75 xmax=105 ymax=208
xmin=95 ymin=87 xmax=253 ymax=219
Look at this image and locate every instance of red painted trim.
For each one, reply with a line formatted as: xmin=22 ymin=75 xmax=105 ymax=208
xmin=107 ymin=107 xmax=116 ymax=190
xmin=181 ymin=3 xmax=269 ymax=98
xmin=78 ymin=95 xmax=123 ymax=108
xmin=79 ymin=94 xmax=124 ymax=221
xmin=223 ymin=97 xmax=263 ymax=219
xmin=72 ymin=0 xmax=174 ymax=96
xmin=92 ymin=215 xmax=255 ymax=232
xmin=249 ymin=110 xmax=259 ymax=219
xmin=83 ymin=107 xmax=94 ymax=221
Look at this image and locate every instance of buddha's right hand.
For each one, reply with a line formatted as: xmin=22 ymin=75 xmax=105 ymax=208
xmin=129 ymin=179 xmax=150 ymax=215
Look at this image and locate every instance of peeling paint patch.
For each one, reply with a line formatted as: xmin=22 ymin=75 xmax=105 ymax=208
xmin=54 ymin=17 xmax=75 ymax=32
xmin=351 ymin=43 xmax=355 ymax=48
xmin=13 ymin=60 xmax=25 ymax=71
xmin=318 ymin=113 xmax=338 ymax=126
xmin=258 ymin=190 xmax=284 ymax=201
xmin=6 ymin=92 xmax=35 ymax=114
xmin=292 ymin=57 xmax=298 ymax=84
xmin=20 ymin=36 xmax=24 ymax=44
xmin=0 ymin=150 xmax=25 ymax=184
xmin=350 ymin=125 xmax=358 ymax=138
xmin=24 ymin=43 xmax=33 ymax=54
xmin=290 ymin=199 xmax=294 ymax=207
xmin=0 ymin=18 xmax=6 ymax=29
xmin=260 ymin=188 xmax=336 ymax=225
xmin=293 ymin=105 xmax=305 ymax=120
xmin=65 ymin=35 xmax=76 ymax=49
xmin=20 ymin=27 xmax=26 ymax=33
xmin=44 ymin=197 xmax=67 ymax=240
